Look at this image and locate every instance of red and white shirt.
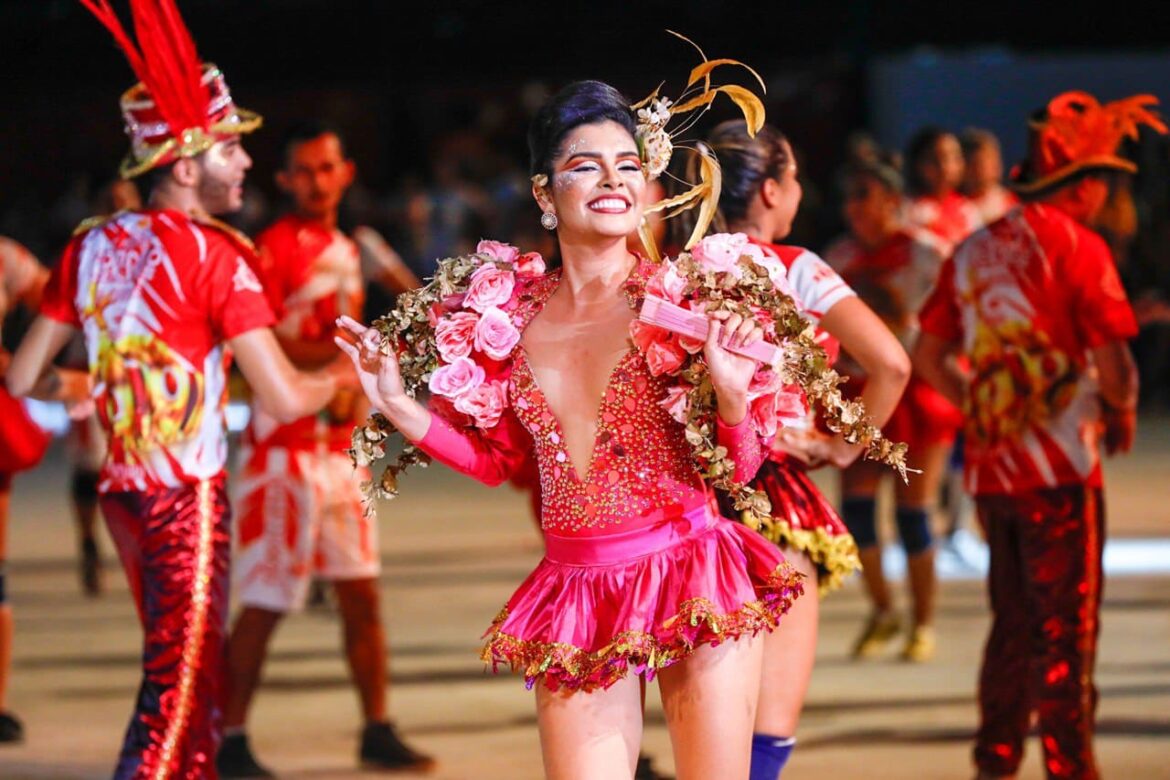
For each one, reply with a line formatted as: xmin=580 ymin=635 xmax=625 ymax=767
xmin=824 ymin=231 xmax=945 ymax=353
xmin=751 ymin=239 xmax=855 ymax=364
xmin=42 ymin=210 xmax=275 ymax=492
xmin=967 ymin=185 xmax=1019 ymax=228
xmin=749 ymin=239 xmax=855 ymax=325
xmin=919 ymin=203 xmax=1138 ymax=496
xmin=246 ymin=214 xmax=363 ymax=451
xmin=905 ymin=192 xmax=982 ymax=255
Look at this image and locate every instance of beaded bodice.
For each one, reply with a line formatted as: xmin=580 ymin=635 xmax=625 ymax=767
xmin=508 ymin=266 xmax=705 ymax=536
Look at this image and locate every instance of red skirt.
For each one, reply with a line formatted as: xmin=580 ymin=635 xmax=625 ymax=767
xmin=719 ymin=458 xmax=861 ymax=593
xmin=884 ymin=376 xmax=963 ymax=449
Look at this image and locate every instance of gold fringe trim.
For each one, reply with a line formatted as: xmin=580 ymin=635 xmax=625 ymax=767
xmin=480 ymin=562 xmax=804 ymax=693
xmin=756 ymin=516 xmax=861 ymax=595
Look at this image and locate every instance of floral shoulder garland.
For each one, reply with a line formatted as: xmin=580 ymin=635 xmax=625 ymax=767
xmin=349 ymin=240 xmax=545 ymax=499
xmin=351 ymin=234 xmax=912 ymax=517
xmin=634 ymin=232 xmax=913 ymax=523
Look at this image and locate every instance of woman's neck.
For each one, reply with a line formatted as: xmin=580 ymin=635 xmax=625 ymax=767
xmin=556 ymin=234 xmax=636 ymax=307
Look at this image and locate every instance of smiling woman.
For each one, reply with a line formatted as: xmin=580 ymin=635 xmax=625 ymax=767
xmin=337 ymin=78 xmax=802 ymax=780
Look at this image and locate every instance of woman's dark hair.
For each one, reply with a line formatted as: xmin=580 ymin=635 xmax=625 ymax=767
xmin=527 ymin=80 xmax=637 ymax=179
xmin=904 ymin=125 xmax=956 ymax=195
xmin=842 ymin=152 xmax=905 ymax=196
xmin=703 ymin=119 xmax=790 ymax=230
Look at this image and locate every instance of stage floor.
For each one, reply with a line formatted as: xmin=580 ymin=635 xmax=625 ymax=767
xmin=2 ymin=417 xmax=1168 ymax=779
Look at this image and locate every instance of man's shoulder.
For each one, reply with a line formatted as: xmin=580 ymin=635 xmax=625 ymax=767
xmin=1020 ymin=203 xmax=1108 ymax=260
xmin=255 ymin=214 xmax=300 ymax=248
xmin=190 ymin=214 xmax=258 ymax=259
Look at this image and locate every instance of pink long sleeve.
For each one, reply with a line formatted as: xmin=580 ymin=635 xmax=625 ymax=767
xmin=416 ymin=405 xmax=532 ymax=487
xmin=716 ymin=415 xmax=766 ymax=484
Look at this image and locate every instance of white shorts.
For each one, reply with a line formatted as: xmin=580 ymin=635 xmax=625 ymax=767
xmin=234 ymin=446 xmax=377 ymax=612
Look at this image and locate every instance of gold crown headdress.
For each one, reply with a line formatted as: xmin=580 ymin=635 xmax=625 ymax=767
xmin=634 ymin=31 xmax=767 ymax=261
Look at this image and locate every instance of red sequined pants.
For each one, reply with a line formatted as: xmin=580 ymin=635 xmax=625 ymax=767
xmin=974 ymin=486 xmax=1104 ymax=780
xmin=101 ymin=478 xmax=231 ymax=780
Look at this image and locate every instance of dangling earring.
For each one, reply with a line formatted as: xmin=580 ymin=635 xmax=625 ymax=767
xmin=540 ymin=211 xmax=558 ymax=231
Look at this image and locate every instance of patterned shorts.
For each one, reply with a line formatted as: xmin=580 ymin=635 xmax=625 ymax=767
xmin=234 ymin=446 xmax=377 ymax=612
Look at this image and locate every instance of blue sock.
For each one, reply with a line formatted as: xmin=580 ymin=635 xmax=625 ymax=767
xmin=750 ymin=734 xmax=796 ymax=780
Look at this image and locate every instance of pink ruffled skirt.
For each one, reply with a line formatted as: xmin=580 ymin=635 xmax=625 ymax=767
xmin=481 ymin=501 xmax=804 ymax=692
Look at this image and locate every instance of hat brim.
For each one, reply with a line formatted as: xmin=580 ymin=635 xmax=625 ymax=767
xmin=1009 ymin=155 xmax=1136 ymax=194
xmin=120 ymin=107 xmax=263 ymax=179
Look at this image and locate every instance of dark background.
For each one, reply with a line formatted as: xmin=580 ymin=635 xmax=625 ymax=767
xmin=3 ymin=0 xmax=1167 ymax=214
xmin=2 ymin=0 xmax=1169 ymax=363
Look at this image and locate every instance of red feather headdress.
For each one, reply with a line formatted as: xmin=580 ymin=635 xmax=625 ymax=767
xmin=81 ymin=0 xmax=262 ymax=178
xmin=1011 ymin=91 xmax=1167 ymax=194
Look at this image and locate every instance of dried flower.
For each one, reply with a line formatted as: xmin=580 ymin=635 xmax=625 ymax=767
xmin=631 ymin=233 xmax=916 ymax=516
xmin=349 ymin=243 xmax=545 ymax=504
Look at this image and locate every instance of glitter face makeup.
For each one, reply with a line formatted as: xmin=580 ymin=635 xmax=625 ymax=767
xmin=542 ymin=120 xmax=646 ymax=241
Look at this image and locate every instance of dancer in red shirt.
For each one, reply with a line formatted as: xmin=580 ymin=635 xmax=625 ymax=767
xmin=904 ymin=127 xmax=982 ymax=255
xmin=960 ymin=128 xmax=1018 ymax=227
xmin=824 ymin=156 xmax=962 ymax=662
xmin=689 ymin=119 xmax=911 ymax=779
xmin=8 ymin=3 xmax=346 ymax=776
xmin=916 ymin=91 xmax=1162 ymax=780
xmin=220 ymin=122 xmax=433 ymax=776
xmin=0 ymin=235 xmax=52 ymax=744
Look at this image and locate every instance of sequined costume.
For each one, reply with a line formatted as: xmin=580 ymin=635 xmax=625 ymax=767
xmin=415 ymin=260 xmax=803 ymax=692
xmin=42 ymin=210 xmax=274 ymax=778
xmin=716 ymin=239 xmax=861 ymax=592
xmin=920 ymin=203 xmax=1138 ymax=779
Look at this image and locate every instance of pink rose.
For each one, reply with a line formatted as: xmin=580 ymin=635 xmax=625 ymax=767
xmin=647 ymin=263 xmax=688 ymax=304
xmin=691 ymin=232 xmax=751 ymax=275
xmin=434 ymin=311 xmax=479 ymax=362
xmin=514 ymin=252 xmax=547 ymax=277
xmin=630 ymin=319 xmax=672 ymax=354
xmin=774 ymin=385 xmax=808 ymax=424
xmin=750 ymin=392 xmax=780 ymax=440
xmin=428 ymin=356 xmax=486 ymax=400
xmin=476 ymin=240 xmax=520 ymax=264
xmin=660 ymin=385 xmax=691 ymax=424
xmin=738 ymin=241 xmax=768 ymax=266
xmin=678 ymin=334 xmax=705 ymax=354
xmin=455 ymin=379 xmax=508 ymax=429
xmin=464 ymin=263 xmax=516 ymax=313
xmin=644 ymin=339 xmax=687 ymax=377
xmin=473 ymin=306 xmax=522 ymax=361
xmin=748 ymin=367 xmax=783 ymax=399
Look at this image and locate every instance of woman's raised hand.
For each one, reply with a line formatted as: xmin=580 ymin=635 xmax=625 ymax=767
xmin=704 ymin=309 xmax=764 ymax=425
xmin=334 ymin=316 xmax=407 ymax=415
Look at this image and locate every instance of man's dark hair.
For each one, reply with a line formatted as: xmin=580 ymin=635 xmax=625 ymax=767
xmin=135 ymin=162 xmax=177 ymax=201
xmin=280 ymin=120 xmax=347 ymax=166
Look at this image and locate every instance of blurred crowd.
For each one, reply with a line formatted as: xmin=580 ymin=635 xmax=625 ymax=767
xmin=3 ymin=110 xmax=1169 ymax=408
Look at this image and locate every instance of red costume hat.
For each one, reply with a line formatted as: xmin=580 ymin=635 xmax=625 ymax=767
xmin=1010 ymin=91 xmax=1166 ymax=194
xmin=81 ymin=0 xmax=262 ymax=179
